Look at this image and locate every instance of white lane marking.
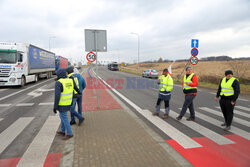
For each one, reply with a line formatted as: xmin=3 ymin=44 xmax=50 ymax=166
xmin=0 ymin=89 xmax=8 ymax=92
xmin=174 ymin=84 xmax=182 ymax=88
xmin=16 ymin=103 xmax=34 ymax=107
xmin=0 ymin=104 xmax=11 ymax=107
xmin=215 ymin=107 xmax=250 ymax=118
xmin=163 ymin=109 xmax=235 ymax=145
xmin=39 ymin=102 xmax=54 ymax=106
xmin=200 ymin=107 xmax=250 ymax=127
xmin=0 ymin=118 xmax=3 ymax=122
xmin=98 ymin=76 xmax=202 ymax=149
xmin=17 ymin=116 xmax=60 ymax=167
xmin=210 ymin=92 xmax=216 ymax=95
xmin=235 ymin=106 xmax=250 ymax=112
xmin=0 ymin=117 xmax=34 ymax=154
xmin=238 ymin=98 xmax=249 ymax=102
xmin=0 ymin=78 xmax=54 ymax=102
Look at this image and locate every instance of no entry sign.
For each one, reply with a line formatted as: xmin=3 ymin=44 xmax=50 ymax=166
xmin=86 ymin=52 xmax=96 ymax=62
xmin=190 ymin=57 xmax=199 ymax=65
xmin=191 ymin=48 xmax=199 ymax=57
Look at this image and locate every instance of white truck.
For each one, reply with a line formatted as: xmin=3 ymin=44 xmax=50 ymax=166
xmin=0 ymin=43 xmax=55 ymax=86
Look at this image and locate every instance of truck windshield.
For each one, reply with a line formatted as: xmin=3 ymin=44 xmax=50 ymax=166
xmin=0 ymin=52 xmax=17 ymax=64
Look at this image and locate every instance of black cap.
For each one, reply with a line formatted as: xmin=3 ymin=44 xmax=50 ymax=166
xmin=225 ymin=70 xmax=233 ymax=76
xmin=66 ymin=66 xmax=74 ymax=74
xmin=186 ymin=66 xmax=191 ymax=71
xmin=163 ymin=68 xmax=168 ymax=72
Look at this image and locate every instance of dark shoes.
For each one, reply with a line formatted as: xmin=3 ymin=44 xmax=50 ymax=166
xmin=70 ymin=120 xmax=76 ymax=125
xmin=63 ymin=134 xmax=74 ymax=140
xmin=78 ymin=117 xmax=85 ymax=126
xmin=176 ymin=116 xmax=182 ymax=120
xmin=163 ymin=114 xmax=169 ymax=119
xmin=152 ymin=112 xmax=159 ymax=116
xmin=223 ymin=126 xmax=231 ymax=131
xmin=221 ymin=123 xmax=226 ymax=126
xmin=186 ymin=117 xmax=195 ymax=121
xmin=56 ymin=131 xmax=65 ymax=136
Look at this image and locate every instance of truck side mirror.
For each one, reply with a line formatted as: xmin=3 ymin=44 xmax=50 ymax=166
xmin=18 ymin=54 xmax=23 ymax=62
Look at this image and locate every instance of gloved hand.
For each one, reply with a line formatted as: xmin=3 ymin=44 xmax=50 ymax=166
xmin=53 ymin=109 xmax=57 ymax=114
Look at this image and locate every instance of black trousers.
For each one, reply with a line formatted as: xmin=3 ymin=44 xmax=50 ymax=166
xmin=219 ymin=99 xmax=234 ymax=127
xmin=156 ymin=98 xmax=169 ymax=108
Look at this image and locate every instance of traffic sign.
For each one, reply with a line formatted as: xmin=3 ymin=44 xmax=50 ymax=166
xmin=191 ymin=48 xmax=199 ymax=57
xmin=191 ymin=39 xmax=199 ymax=48
xmin=190 ymin=57 xmax=199 ymax=65
xmin=86 ymin=52 xmax=96 ymax=62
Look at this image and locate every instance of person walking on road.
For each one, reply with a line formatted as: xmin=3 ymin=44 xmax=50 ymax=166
xmin=153 ymin=68 xmax=174 ymax=119
xmin=176 ymin=67 xmax=198 ymax=121
xmin=214 ymin=70 xmax=240 ymax=131
xmin=66 ymin=67 xmax=84 ymax=126
xmin=53 ymin=68 xmax=75 ymax=140
xmin=73 ymin=68 xmax=86 ymax=118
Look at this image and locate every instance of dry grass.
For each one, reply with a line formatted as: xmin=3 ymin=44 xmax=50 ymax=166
xmin=122 ymin=60 xmax=250 ymax=94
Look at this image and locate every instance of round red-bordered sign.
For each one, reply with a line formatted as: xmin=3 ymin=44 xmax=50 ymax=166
xmin=86 ymin=52 xmax=96 ymax=62
xmin=190 ymin=56 xmax=199 ymax=65
xmin=191 ymin=48 xmax=199 ymax=57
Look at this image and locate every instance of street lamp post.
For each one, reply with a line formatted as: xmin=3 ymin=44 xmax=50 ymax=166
xmin=131 ymin=32 xmax=140 ymax=75
xmin=49 ymin=36 xmax=56 ymax=51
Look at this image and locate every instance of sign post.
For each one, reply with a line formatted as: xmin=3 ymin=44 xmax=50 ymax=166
xmin=191 ymin=39 xmax=199 ymax=72
xmin=85 ymin=29 xmax=107 ymax=108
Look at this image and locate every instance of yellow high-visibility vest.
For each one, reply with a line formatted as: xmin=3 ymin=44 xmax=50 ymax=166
xmin=58 ymin=78 xmax=74 ymax=106
xmin=220 ymin=77 xmax=236 ymax=96
xmin=68 ymin=73 xmax=79 ymax=94
xmin=158 ymin=74 xmax=174 ymax=92
xmin=183 ymin=73 xmax=197 ymax=90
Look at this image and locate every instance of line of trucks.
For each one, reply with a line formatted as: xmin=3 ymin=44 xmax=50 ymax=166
xmin=0 ymin=42 xmax=80 ymax=87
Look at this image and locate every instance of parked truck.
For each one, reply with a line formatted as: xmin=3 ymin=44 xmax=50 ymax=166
xmin=55 ymin=56 xmax=68 ymax=71
xmin=0 ymin=42 xmax=55 ymax=86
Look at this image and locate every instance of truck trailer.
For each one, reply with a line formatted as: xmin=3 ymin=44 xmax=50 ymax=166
xmin=55 ymin=56 xmax=68 ymax=71
xmin=0 ymin=42 xmax=55 ymax=86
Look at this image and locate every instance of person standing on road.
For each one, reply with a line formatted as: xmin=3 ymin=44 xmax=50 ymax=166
xmin=66 ymin=67 xmax=84 ymax=126
xmin=73 ymin=68 xmax=86 ymax=118
xmin=176 ymin=67 xmax=198 ymax=121
xmin=152 ymin=68 xmax=174 ymax=118
xmin=214 ymin=70 xmax=240 ymax=131
xmin=53 ymin=68 xmax=74 ymax=140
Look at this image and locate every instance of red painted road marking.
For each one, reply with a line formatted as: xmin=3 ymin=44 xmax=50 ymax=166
xmin=166 ymin=134 xmax=250 ymax=167
xmin=0 ymin=153 xmax=61 ymax=167
xmin=82 ymin=71 xmax=122 ymax=111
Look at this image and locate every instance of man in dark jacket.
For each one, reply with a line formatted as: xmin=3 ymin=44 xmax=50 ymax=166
xmin=66 ymin=67 xmax=84 ymax=126
xmin=214 ymin=70 xmax=240 ymax=131
xmin=54 ymin=68 xmax=79 ymax=140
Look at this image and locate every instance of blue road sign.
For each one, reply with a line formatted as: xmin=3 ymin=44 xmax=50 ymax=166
xmin=191 ymin=39 xmax=199 ymax=48
xmin=191 ymin=48 xmax=199 ymax=57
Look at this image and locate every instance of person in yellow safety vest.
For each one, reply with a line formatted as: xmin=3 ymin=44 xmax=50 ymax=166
xmin=53 ymin=68 xmax=75 ymax=140
xmin=152 ymin=68 xmax=173 ymax=119
xmin=176 ymin=67 xmax=198 ymax=121
xmin=214 ymin=70 xmax=240 ymax=131
xmin=66 ymin=66 xmax=84 ymax=126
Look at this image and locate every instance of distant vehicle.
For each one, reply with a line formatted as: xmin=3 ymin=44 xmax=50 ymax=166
xmin=55 ymin=56 xmax=68 ymax=71
xmin=108 ymin=62 xmax=119 ymax=71
xmin=142 ymin=69 xmax=159 ymax=79
xmin=0 ymin=42 xmax=55 ymax=86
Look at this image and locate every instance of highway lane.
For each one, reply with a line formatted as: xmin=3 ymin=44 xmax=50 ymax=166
xmin=0 ymin=76 xmax=66 ymax=166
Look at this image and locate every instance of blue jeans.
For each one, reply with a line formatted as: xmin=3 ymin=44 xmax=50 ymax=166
xmin=180 ymin=94 xmax=196 ymax=118
xmin=77 ymin=95 xmax=83 ymax=116
xmin=59 ymin=111 xmax=72 ymax=135
xmin=70 ymin=97 xmax=83 ymax=122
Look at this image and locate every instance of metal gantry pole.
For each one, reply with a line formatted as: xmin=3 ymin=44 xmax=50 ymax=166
xmin=137 ymin=34 xmax=140 ymax=76
xmin=94 ymin=31 xmax=99 ymax=108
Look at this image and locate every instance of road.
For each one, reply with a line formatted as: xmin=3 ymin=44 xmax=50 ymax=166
xmin=0 ymin=77 xmax=65 ymax=166
xmin=0 ymin=66 xmax=249 ymax=167
xmin=93 ymin=66 xmax=250 ymax=167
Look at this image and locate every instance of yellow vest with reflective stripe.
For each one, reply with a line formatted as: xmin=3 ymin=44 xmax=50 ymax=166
xmin=68 ymin=73 xmax=79 ymax=94
xmin=58 ymin=78 xmax=74 ymax=106
xmin=183 ymin=73 xmax=197 ymax=90
xmin=220 ymin=77 xmax=236 ymax=96
xmin=159 ymin=74 xmax=174 ymax=92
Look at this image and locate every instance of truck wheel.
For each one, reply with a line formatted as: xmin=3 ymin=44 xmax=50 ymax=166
xmin=21 ymin=76 xmax=26 ymax=87
xmin=35 ymin=75 xmax=38 ymax=82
